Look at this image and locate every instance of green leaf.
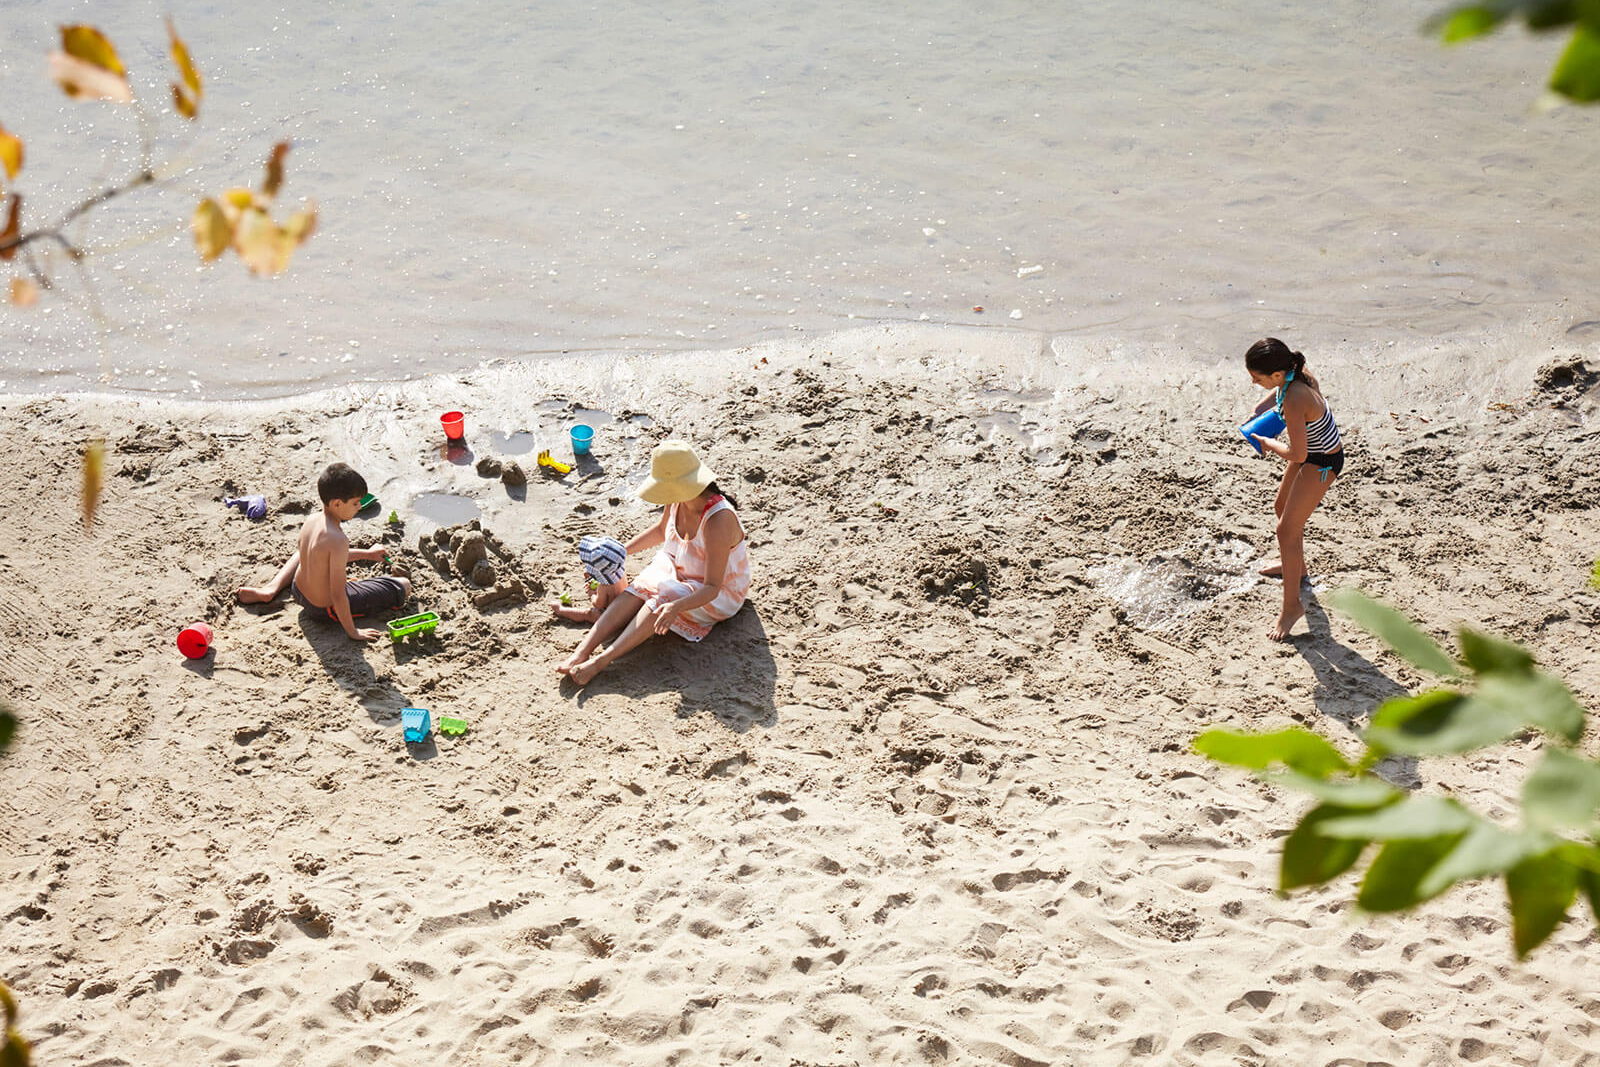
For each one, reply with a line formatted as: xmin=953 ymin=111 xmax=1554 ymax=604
xmin=1193 ymin=728 xmax=1352 ymax=777
xmin=1327 ymin=590 xmax=1460 ymax=677
xmin=1551 ymin=23 xmax=1600 ymax=100
xmin=1526 ymin=0 xmax=1580 ymax=30
xmin=1436 ymin=5 xmax=1511 ymax=41
xmin=1357 ymin=835 xmax=1465 ymax=912
xmin=1523 ymin=747 xmax=1600 ymax=831
xmin=1458 ymin=628 xmax=1535 ymax=675
xmin=1265 ymin=770 xmax=1401 ymax=809
xmin=1472 ymin=673 xmax=1585 ymax=743
xmin=1281 ymin=803 xmax=1371 ymax=891
xmin=1506 ymin=850 xmax=1578 ymax=958
xmin=1319 ymin=795 xmax=1476 ymax=840
xmin=1364 ymin=690 xmax=1512 ymax=755
xmin=1363 ymin=675 xmax=1583 ymax=755
xmin=1577 ymin=864 xmax=1600 ymax=926
xmin=1418 ymin=822 xmax=1552 ymax=898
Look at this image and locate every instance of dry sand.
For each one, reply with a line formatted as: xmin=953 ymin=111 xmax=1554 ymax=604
xmin=3 ymin=324 xmax=1600 ymax=1065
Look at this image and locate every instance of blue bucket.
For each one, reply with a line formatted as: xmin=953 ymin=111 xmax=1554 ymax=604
xmin=570 ymin=424 xmax=595 ymax=456
xmin=1240 ymin=409 xmax=1286 ymax=455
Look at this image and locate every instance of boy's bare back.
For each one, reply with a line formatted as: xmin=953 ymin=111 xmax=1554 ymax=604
xmin=293 ymin=511 xmax=349 ymax=609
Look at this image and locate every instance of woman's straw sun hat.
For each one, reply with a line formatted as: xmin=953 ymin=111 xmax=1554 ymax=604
xmin=636 ymin=440 xmax=716 ymax=505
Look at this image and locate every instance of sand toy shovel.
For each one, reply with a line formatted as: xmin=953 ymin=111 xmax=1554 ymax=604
xmin=537 ymin=450 xmax=573 ymax=476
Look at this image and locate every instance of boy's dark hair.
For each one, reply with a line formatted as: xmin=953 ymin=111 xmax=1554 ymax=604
xmin=318 ymin=462 xmax=368 ymax=506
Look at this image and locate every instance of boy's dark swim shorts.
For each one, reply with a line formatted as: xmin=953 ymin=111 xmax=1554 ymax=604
xmin=292 ymin=577 xmax=407 ymax=619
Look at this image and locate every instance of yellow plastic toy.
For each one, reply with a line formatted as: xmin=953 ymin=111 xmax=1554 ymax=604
xmin=536 ymin=450 xmax=572 ymax=475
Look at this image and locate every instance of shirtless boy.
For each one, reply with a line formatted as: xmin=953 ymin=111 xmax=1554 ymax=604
xmin=236 ymin=463 xmax=410 ymax=642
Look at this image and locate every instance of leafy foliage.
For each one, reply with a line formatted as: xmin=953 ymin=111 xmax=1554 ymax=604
xmin=1195 ymin=590 xmax=1599 ymax=958
xmin=1429 ymin=1 xmax=1600 ymax=102
xmin=1 ymin=20 xmax=317 ymax=308
xmin=2 ymin=979 xmax=31 ymax=1067
xmin=0 ymin=20 xmax=317 ymax=527
xmin=1 ymin=701 xmax=26 ymax=1067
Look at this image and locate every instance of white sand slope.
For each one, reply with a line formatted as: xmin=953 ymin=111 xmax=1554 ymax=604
xmin=3 ymin=325 xmax=1599 ymax=1066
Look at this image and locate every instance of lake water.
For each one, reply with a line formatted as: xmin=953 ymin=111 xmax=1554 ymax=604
xmin=1 ymin=0 xmax=1596 ymax=396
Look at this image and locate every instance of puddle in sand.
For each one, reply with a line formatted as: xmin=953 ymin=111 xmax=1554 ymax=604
xmin=572 ymin=406 xmax=616 ymax=426
xmin=413 ymin=493 xmax=480 ymax=527
xmin=1090 ymin=536 xmax=1258 ymax=630
xmin=484 ymin=430 xmax=538 ymax=455
xmin=976 ymin=385 xmax=1053 ymax=450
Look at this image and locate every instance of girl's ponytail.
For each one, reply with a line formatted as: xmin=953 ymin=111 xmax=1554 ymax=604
xmin=1245 ymin=337 xmax=1305 ymax=377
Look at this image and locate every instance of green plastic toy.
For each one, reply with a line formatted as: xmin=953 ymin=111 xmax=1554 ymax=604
xmin=388 ymin=509 xmax=400 ymax=524
xmin=387 ymin=611 xmax=440 ymax=641
xmin=439 ymin=716 xmax=468 ymax=736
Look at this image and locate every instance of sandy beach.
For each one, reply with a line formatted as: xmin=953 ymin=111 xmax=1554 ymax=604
xmin=3 ymin=323 xmax=1600 ymax=1065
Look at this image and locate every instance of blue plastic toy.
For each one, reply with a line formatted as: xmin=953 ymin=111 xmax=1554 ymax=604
xmin=224 ymin=494 xmax=268 ymax=520
xmin=401 ymin=707 xmax=431 ymax=743
xmin=1239 ymin=409 xmax=1287 ymax=455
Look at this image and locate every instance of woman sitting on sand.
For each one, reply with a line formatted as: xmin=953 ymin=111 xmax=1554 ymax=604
xmin=556 ymin=440 xmax=749 ymax=685
xmin=1244 ymin=337 xmax=1345 ymax=641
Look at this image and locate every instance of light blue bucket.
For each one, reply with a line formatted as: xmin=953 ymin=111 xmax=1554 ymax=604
xmin=1240 ymin=409 xmax=1286 ymax=455
xmin=570 ymin=423 xmax=595 ymax=456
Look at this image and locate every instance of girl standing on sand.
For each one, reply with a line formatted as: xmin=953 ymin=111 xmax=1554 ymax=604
xmin=556 ymin=440 xmax=750 ymax=685
xmin=1245 ymin=338 xmax=1345 ymax=641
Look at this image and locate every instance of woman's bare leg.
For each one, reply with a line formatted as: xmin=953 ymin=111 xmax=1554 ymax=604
xmin=1271 ymin=468 xmax=1337 ymax=640
xmin=557 ymin=591 xmax=643 ymax=673
xmin=1258 ymin=463 xmax=1301 ymax=577
xmin=568 ymin=602 xmax=660 ymax=686
xmin=237 ymin=552 xmax=300 ymax=603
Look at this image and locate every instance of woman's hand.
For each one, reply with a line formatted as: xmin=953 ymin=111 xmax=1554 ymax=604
xmin=650 ymin=599 xmax=683 ymax=635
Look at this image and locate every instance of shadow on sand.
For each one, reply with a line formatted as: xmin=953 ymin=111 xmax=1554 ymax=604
xmin=1295 ymin=588 xmax=1419 ymax=788
xmin=296 ymin=611 xmax=430 ymax=759
xmin=564 ymin=602 xmax=779 ymax=733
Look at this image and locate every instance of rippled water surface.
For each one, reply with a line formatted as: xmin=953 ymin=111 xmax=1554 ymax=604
xmin=2 ymin=0 xmax=1596 ymax=395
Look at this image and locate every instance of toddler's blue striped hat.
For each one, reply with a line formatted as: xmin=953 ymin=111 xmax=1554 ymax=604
xmin=577 ymin=535 xmax=627 ymax=585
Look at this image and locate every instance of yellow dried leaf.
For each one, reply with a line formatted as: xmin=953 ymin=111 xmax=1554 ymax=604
xmin=167 ymin=20 xmax=202 ymax=96
xmin=10 ymin=278 xmax=38 ymax=307
xmin=82 ymin=438 xmax=104 ymax=531
xmin=192 ymin=199 xmax=231 ymax=262
xmin=48 ymin=51 xmax=133 ymax=104
xmin=284 ymin=201 xmax=318 ymax=245
xmin=222 ymin=187 xmax=257 ymax=211
xmin=171 ymin=84 xmax=198 ymax=120
xmin=0 ymin=128 xmax=22 ymax=182
xmin=261 ymin=142 xmax=289 ymax=199
xmin=0 ymin=196 xmax=19 ymax=262
xmin=234 ymin=208 xmax=290 ymax=275
xmin=61 ymin=25 xmax=126 ymax=75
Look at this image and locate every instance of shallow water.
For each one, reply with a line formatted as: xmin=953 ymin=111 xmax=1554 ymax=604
xmin=1090 ymin=537 xmax=1259 ymax=630
xmin=412 ymin=492 xmax=480 ymax=528
xmin=2 ymin=0 xmax=1597 ymax=397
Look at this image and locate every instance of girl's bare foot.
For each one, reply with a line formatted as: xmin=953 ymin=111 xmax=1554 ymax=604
xmin=1257 ymin=560 xmax=1283 ymax=578
xmin=550 ymin=601 xmax=599 ymax=623
xmin=1271 ymin=603 xmax=1305 ymax=641
xmin=555 ymin=648 xmax=587 ymax=674
xmin=567 ymin=656 xmax=605 ymax=686
xmin=236 ymin=586 xmax=275 ymax=604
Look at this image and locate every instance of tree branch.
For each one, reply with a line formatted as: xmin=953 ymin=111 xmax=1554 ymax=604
xmin=0 ymin=169 xmax=157 ymax=258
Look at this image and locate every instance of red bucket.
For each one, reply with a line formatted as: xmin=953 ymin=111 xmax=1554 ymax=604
xmin=440 ymin=411 xmax=466 ymax=441
xmin=178 ymin=622 xmax=213 ymax=659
